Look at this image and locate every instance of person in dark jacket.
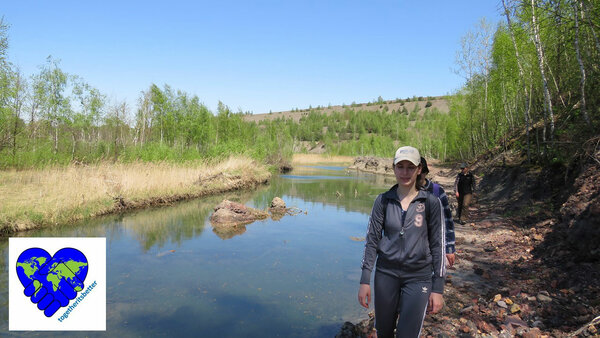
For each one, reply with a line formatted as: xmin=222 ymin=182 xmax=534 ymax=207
xmin=358 ymin=146 xmax=445 ymax=338
xmin=418 ymin=157 xmax=456 ymax=268
xmin=454 ymin=163 xmax=475 ymax=225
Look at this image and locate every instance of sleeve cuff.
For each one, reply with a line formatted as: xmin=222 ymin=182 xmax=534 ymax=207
xmin=360 ymin=269 xmax=372 ymax=285
xmin=432 ymin=276 xmax=445 ymax=294
xmin=446 ymin=245 xmax=456 ymax=254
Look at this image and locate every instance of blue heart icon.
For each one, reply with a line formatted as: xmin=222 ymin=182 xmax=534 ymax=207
xmin=16 ymin=248 xmax=88 ymax=317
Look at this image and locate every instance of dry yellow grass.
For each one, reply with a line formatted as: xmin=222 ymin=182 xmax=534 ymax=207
xmin=0 ymin=156 xmax=270 ymax=234
xmin=291 ymin=154 xmax=354 ymax=165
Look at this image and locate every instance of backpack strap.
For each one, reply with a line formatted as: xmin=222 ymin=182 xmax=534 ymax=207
xmin=432 ymin=183 xmax=441 ymax=198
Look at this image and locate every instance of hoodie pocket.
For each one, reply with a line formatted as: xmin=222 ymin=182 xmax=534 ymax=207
xmin=377 ymin=234 xmax=403 ymax=261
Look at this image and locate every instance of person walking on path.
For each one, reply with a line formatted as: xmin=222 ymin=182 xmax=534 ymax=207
xmin=358 ymin=146 xmax=446 ymax=338
xmin=454 ymin=163 xmax=475 ymax=225
xmin=418 ymin=157 xmax=456 ymax=268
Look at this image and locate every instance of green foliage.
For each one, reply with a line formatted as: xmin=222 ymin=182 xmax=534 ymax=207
xmin=448 ymin=2 xmax=600 ymax=163
xmin=2 ymin=1 xmax=597 ymax=169
xmin=412 ymin=102 xmax=420 ymax=113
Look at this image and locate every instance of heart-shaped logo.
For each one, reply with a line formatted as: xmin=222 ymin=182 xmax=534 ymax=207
xmin=16 ymin=248 xmax=88 ymax=317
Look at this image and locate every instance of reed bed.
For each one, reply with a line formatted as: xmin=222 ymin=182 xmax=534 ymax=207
xmin=291 ymin=154 xmax=354 ymax=165
xmin=0 ymin=156 xmax=270 ymax=234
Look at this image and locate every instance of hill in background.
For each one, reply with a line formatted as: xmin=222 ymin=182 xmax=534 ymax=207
xmin=243 ymin=96 xmax=450 ymax=123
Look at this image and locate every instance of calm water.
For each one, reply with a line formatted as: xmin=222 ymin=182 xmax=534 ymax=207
xmin=1 ymin=165 xmax=397 ymax=337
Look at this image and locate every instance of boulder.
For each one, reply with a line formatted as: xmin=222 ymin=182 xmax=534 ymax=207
xmin=335 ymin=311 xmax=375 ymax=338
xmin=210 ymin=200 xmax=268 ymax=227
xmin=270 ymin=197 xmax=286 ymax=209
xmin=270 ymin=197 xmax=293 ymax=221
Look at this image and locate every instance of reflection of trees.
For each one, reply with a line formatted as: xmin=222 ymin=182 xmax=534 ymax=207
xmin=7 ymin=214 xmax=128 ymax=243
xmin=251 ymin=170 xmax=396 ymax=215
xmin=119 ymin=190 xmax=260 ymax=251
xmin=0 ymin=170 xmax=394 ymax=256
xmin=117 ymin=170 xmax=393 ymax=248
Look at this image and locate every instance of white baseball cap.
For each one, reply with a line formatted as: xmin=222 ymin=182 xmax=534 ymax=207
xmin=393 ymin=146 xmax=421 ymax=166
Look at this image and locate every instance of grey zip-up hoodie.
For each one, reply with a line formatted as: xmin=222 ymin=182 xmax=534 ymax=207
xmin=360 ymin=185 xmax=446 ymax=293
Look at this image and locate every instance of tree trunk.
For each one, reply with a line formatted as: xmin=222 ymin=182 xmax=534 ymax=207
xmin=71 ymin=132 xmax=76 ymax=161
xmin=29 ymin=104 xmax=37 ymax=152
xmin=160 ymin=118 xmax=163 ymax=146
xmin=502 ymin=0 xmax=531 ymax=162
xmin=531 ymin=0 xmax=555 ymax=141
xmin=54 ymin=122 xmax=59 ymax=154
xmin=11 ymin=72 xmax=24 ymax=161
xmin=574 ymin=0 xmax=591 ymax=125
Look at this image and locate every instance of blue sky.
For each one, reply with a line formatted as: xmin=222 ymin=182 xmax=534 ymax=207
xmin=2 ymin=1 xmax=502 ymax=115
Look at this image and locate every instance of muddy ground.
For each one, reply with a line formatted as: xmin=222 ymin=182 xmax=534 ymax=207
xmin=340 ymin=153 xmax=600 ymax=337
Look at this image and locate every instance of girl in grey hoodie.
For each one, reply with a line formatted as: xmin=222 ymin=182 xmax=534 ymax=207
xmin=358 ymin=146 xmax=446 ymax=338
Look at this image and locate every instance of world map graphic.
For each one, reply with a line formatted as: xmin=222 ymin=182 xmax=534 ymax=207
xmin=16 ymin=248 xmax=88 ymax=317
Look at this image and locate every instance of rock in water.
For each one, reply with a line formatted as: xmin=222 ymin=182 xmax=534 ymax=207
xmin=270 ymin=197 xmax=286 ymax=209
xmin=269 ymin=197 xmax=288 ymax=221
xmin=209 ymin=200 xmax=269 ymax=239
xmin=210 ymin=200 xmax=268 ymax=228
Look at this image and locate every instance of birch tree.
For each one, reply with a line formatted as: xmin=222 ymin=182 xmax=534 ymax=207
xmin=35 ymin=56 xmax=69 ymax=154
xmin=502 ymin=0 xmax=531 ymax=162
xmin=530 ymin=0 xmax=555 ymax=142
xmin=9 ymin=69 xmax=26 ymax=159
xmin=573 ymin=0 xmax=591 ymax=125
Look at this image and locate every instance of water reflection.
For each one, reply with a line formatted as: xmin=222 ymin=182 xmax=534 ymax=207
xmin=0 ymin=165 xmax=393 ymax=337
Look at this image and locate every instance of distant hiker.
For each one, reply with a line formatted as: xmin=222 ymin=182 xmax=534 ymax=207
xmin=358 ymin=146 xmax=445 ymax=338
xmin=418 ymin=157 xmax=456 ymax=268
xmin=454 ymin=163 xmax=475 ymax=225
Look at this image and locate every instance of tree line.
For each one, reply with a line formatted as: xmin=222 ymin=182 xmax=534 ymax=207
xmin=452 ymin=0 xmax=599 ymax=163
xmin=0 ymin=16 xmax=456 ymax=168
xmin=1 ymin=0 xmax=598 ymax=168
xmin=0 ymin=18 xmax=293 ymax=168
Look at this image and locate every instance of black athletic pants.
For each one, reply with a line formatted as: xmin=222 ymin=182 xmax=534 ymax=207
xmin=374 ymin=270 xmax=431 ymax=338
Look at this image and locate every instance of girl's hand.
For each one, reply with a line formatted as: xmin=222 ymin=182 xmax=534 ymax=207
xmin=427 ymin=292 xmax=444 ymax=314
xmin=358 ymin=284 xmax=371 ymax=308
xmin=446 ymin=253 xmax=456 ymax=268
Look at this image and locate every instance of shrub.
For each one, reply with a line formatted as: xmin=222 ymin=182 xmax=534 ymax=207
xmin=412 ymin=103 xmax=420 ymax=113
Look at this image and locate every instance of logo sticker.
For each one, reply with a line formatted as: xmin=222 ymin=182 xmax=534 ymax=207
xmin=16 ymin=248 xmax=89 ymax=317
xmin=414 ymin=214 xmax=423 ymax=227
xmin=9 ymin=238 xmax=106 ymax=331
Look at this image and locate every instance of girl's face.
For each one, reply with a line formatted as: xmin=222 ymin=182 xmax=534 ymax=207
xmin=394 ymin=160 xmax=422 ymax=187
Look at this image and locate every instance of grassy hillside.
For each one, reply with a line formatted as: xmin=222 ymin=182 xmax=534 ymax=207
xmin=243 ymin=96 xmax=449 ymax=123
xmin=242 ymin=96 xmax=459 ymax=161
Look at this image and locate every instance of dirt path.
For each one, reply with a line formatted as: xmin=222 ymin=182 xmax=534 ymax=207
xmin=419 ymin=167 xmax=599 ymax=337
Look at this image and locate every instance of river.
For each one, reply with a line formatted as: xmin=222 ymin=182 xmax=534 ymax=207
xmin=1 ymin=165 xmax=397 ymax=337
